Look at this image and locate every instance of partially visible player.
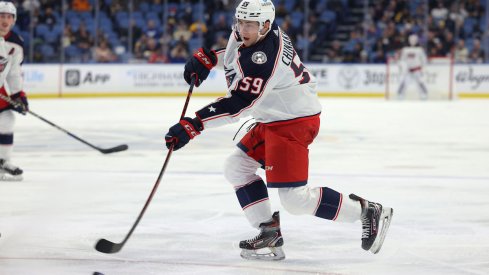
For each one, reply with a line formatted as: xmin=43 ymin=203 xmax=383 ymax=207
xmin=397 ymin=34 xmax=429 ymax=99
xmin=165 ymin=0 xmax=393 ymax=260
xmin=0 ymin=1 xmax=28 ymax=181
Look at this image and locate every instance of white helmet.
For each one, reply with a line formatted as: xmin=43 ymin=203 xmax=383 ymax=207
xmin=235 ymin=0 xmax=275 ymax=32
xmin=0 ymin=1 xmax=16 ymax=21
xmin=408 ymin=34 xmax=418 ymax=46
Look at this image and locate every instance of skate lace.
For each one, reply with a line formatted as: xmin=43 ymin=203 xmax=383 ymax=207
xmin=246 ymin=232 xmax=264 ymax=243
xmin=361 ymin=214 xmax=371 ymax=239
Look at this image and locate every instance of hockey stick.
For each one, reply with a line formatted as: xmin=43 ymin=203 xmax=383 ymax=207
xmin=95 ymin=79 xmax=196 ymax=254
xmin=0 ymin=94 xmax=128 ymax=154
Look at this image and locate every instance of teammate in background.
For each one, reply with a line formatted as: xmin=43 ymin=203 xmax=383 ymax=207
xmin=0 ymin=1 xmax=28 ymax=181
xmin=397 ymin=34 xmax=429 ymax=99
xmin=165 ymin=0 xmax=393 ymax=260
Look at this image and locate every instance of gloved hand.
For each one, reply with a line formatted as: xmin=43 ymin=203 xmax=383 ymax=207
xmin=165 ymin=117 xmax=204 ymax=151
xmin=10 ymin=91 xmax=29 ymax=115
xmin=184 ymin=47 xmax=217 ymax=87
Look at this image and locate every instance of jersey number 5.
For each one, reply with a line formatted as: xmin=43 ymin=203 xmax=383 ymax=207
xmin=291 ymin=52 xmax=311 ymax=84
xmin=239 ymin=77 xmax=264 ymax=94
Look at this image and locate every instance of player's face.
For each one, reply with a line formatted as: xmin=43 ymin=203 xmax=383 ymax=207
xmin=0 ymin=13 xmax=14 ymax=36
xmin=237 ymin=19 xmax=260 ymax=47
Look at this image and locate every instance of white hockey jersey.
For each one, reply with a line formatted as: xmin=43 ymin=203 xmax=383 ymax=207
xmin=0 ymin=31 xmax=24 ymax=110
xmin=195 ymin=23 xmax=322 ymax=128
xmin=398 ymin=46 xmax=427 ymax=71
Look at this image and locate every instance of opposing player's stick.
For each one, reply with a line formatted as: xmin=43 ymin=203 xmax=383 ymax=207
xmin=0 ymin=94 xmax=128 ymax=154
xmin=95 ymin=79 xmax=196 ymax=254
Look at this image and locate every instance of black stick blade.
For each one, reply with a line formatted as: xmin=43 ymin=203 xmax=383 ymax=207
xmin=99 ymin=144 xmax=129 ymax=154
xmin=95 ymin=238 xmax=123 ymax=254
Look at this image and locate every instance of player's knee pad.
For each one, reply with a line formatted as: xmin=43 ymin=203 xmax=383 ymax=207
xmin=278 ymin=186 xmax=319 ymax=215
xmin=223 ymin=149 xmax=261 ymax=188
xmin=0 ymin=111 xmax=15 ymax=133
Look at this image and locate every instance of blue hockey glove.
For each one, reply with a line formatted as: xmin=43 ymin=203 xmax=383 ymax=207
xmin=184 ymin=48 xmax=217 ymax=87
xmin=165 ymin=117 xmax=204 ymax=150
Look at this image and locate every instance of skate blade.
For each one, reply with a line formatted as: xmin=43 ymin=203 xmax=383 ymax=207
xmin=0 ymin=174 xmax=23 ymax=182
xmin=240 ymin=247 xmax=285 ymax=261
xmin=369 ymin=207 xmax=393 ymax=254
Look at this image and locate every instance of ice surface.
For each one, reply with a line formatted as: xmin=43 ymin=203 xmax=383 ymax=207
xmin=1 ymin=97 xmax=488 ymax=275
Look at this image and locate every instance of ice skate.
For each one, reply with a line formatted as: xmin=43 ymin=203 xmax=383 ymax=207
xmin=0 ymin=159 xmax=23 ymax=181
xmin=239 ymin=211 xmax=285 ymax=261
xmin=350 ymin=194 xmax=393 ymax=254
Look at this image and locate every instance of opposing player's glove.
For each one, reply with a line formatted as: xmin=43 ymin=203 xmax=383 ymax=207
xmin=165 ymin=117 xmax=204 ymax=151
xmin=184 ymin=47 xmax=217 ymax=87
xmin=10 ymin=91 xmax=29 ymax=115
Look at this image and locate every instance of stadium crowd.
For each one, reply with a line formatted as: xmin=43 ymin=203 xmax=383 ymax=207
xmin=10 ymin=0 xmax=489 ymax=64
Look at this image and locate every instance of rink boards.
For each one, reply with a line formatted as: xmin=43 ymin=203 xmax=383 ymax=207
xmin=20 ymin=63 xmax=489 ymax=99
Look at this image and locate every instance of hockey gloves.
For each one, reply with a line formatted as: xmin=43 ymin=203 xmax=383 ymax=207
xmin=165 ymin=117 xmax=204 ymax=151
xmin=184 ymin=47 xmax=217 ymax=87
xmin=10 ymin=91 xmax=29 ymax=115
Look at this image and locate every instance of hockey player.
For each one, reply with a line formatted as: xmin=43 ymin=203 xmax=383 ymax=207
xmin=0 ymin=1 xmax=28 ymax=181
xmin=165 ymin=0 xmax=393 ymax=260
xmin=397 ymin=34 xmax=429 ymax=99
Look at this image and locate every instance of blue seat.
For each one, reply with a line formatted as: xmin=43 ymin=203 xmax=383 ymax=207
xmin=188 ymin=37 xmax=202 ymax=53
xmin=43 ymin=31 xmax=59 ymax=44
xmin=138 ymin=2 xmax=149 ymax=12
xmin=41 ymin=44 xmax=55 ymax=57
xmin=35 ymin=24 xmax=49 ymax=36
xmin=291 ymin=11 xmax=303 ymax=28
xmin=64 ymin=45 xmax=80 ymax=58
xmin=320 ymin=10 xmax=336 ymax=23
xmin=284 ymin=0 xmax=296 ymax=12
xmin=463 ymin=18 xmax=476 ymax=37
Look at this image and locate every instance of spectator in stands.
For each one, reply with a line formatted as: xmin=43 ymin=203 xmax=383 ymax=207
xmin=62 ymin=24 xmax=75 ymax=48
xmin=94 ymin=40 xmax=117 ymax=63
xmin=431 ymin=1 xmax=449 ymax=23
xmin=143 ymin=37 xmax=160 ymax=60
xmin=38 ymin=6 xmax=56 ymax=27
xmin=442 ymin=30 xmax=455 ymax=56
xmin=145 ymin=19 xmax=162 ymax=40
xmin=454 ymin=39 xmax=469 ymax=63
xmin=22 ymin=0 xmax=40 ymax=13
xmin=169 ymin=40 xmax=189 ymax=63
xmin=72 ymin=0 xmax=91 ymax=12
xmin=324 ymin=40 xmax=343 ymax=63
xmin=172 ymin=20 xmax=191 ymax=42
xmin=469 ymin=38 xmax=485 ymax=63
xmin=148 ymin=44 xmax=170 ymax=63
xmin=189 ymin=20 xmax=208 ymax=37
xmin=74 ymin=22 xmax=93 ymax=62
xmin=109 ymin=0 xmax=125 ymax=16
xmin=133 ymin=34 xmax=149 ymax=60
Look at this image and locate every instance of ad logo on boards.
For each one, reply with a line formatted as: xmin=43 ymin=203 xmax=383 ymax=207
xmin=65 ymin=69 xmax=110 ymax=87
xmin=65 ymin=69 xmax=81 ymax=86
xmin=338 ymin=66 xmax=360 ymax=89
xmin=455 ymin=66 xmax=489 ymax=90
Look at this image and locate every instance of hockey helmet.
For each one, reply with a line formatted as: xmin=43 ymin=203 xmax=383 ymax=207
xmin=0 ymin=1 xmax=16 ymax=21
xmin=235 ymin=0 xmax=275 ymax=32
xmin=408 ymin=34 xmax=418 ymax=46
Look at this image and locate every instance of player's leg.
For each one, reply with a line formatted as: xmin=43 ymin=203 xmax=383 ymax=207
xmin=277 ymin=187 xmax=393 ymax=253
xmin=267 ymin=116 xmax=392 ymax=254
xmin=397 ymin=73 xmax=408 ymax=99
xmin=226 ymin=123 xmax=284 ymax=260
xmin=224 ymin=148 xmax=271 ymax=229
xmin=413 ymin=71 xmax=428 ymax=99
xmin=0 ymin=109 xmax=22 ymax=181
